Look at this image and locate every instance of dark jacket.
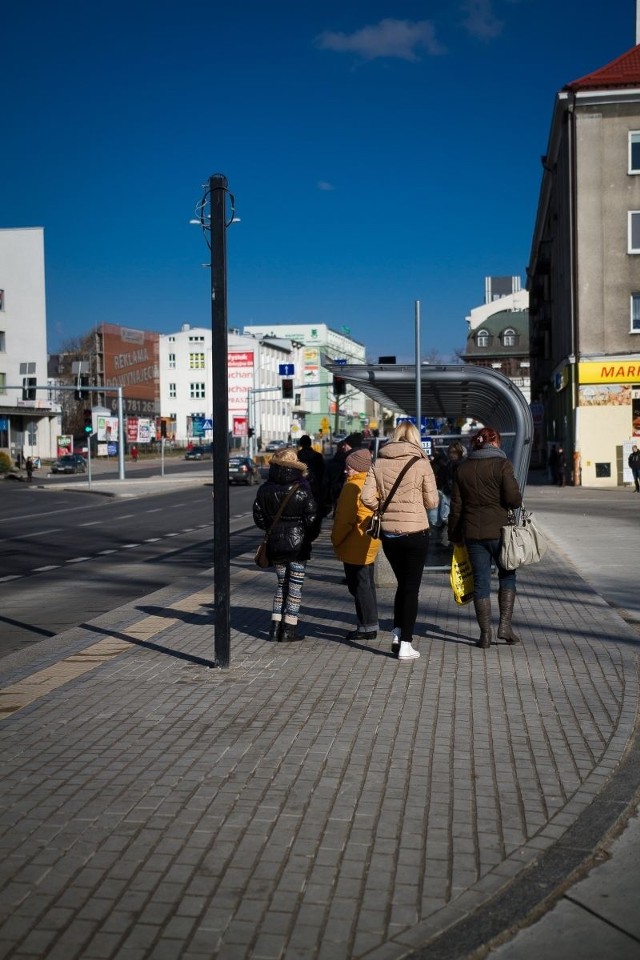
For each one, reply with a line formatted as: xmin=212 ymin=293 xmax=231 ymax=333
xmin=628 ymin=449 xmax=640 ymax=470
xmin=253 ymin=461 xmax=318 ymax=563
xmin=448 ymin=447 xmax=522 ymax=542
xmin=297 ymin=445 xmax=325 ymax=503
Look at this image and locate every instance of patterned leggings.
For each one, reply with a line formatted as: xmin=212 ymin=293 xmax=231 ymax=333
xmin=273 ymin=560 xmax=307 ymax=626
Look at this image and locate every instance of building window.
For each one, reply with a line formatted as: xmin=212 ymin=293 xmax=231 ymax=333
xmin=631 ymin=294 xmax=640 ymax=332
xmin=168 ymin=353 xmax=176 ymax=369
xmin=189 ymin=352 xmax=205 ymax=369
xmin=0 ymin=290 xmax=4 ymax=310
xmin=168 ymin=335 xmax=175 ymax=342
xmin=501 ymin=328 xmax=518 ymax=347
xmin=476 ymin=330 xmax=490 ymax=348
xmin=628 ymin=212 xmax=640 ymax=252
xmin=0 ymin=372 xmax=5 ymax=394
xmin=0 ymin=332 xmax=5 ymax=352
xmin=169 ymin=382 xmax=176 ymax=398
xmin=190 ymin=382 xmax=206 ymax=399
xmin=188 ymin=335 xmax=205 ymax=342
xmin=630 ymin=132 xmax=640 ymax=173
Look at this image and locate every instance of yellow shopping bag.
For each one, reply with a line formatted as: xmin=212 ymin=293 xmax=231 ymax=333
xmin=450 ymin=545 xmax=475 ymax=605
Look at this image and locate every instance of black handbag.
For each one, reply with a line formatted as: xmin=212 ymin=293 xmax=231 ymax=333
xmin=254 ymin=484 xmax=299 ymax=568
xmin=366 ymin=457 xmax=420 ymax=539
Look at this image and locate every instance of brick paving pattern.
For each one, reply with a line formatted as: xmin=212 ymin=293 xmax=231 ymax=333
xmin=0 ymin=526 xmax=637 ymax=959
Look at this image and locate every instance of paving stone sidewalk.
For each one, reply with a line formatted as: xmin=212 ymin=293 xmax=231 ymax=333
xmin=0 ymin=520 xmax=638 ymax=960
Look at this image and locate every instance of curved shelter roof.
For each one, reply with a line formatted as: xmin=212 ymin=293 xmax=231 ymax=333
xmin=325 ymin=362 xmax=533 ymax=490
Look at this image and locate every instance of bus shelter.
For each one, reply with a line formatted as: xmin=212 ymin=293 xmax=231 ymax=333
xmin=324 ymin=362 xmax=533 ymax=490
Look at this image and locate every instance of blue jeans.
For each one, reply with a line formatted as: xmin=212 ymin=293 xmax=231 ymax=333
xmin=466 ymin=539 xmax=516 ymax=600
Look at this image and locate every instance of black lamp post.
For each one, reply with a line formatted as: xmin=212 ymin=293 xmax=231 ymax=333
xmin=210 ymin=175 xmax=231 ymax=668
xmin=193 ymin=173 xmax=235 ymax=668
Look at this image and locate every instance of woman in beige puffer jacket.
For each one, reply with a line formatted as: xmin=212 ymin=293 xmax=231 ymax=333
xmin=361 ymin=422 xmax=439 ymax=661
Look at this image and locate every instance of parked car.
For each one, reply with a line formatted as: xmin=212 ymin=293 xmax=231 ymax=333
xmin=185 ymin=444 xmax=213 ymax=460
xmin=264 ymin=439 xmax=288 ymax=453
xmin=51 ymin=454 xmax=87 ymax=474
xmin=228 ymin=456 xmax=260 ymax=485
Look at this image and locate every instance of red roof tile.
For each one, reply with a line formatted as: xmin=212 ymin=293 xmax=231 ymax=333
xmin=565 ymin=44 xmax=640 ymax=91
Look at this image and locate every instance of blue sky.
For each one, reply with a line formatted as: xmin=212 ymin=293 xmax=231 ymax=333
xmin=1 ymin=1 xmax=636 ymax=363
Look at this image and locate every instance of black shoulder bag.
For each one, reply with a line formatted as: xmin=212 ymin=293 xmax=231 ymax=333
xmin=366 ymin=457 xmax=420 ymax=539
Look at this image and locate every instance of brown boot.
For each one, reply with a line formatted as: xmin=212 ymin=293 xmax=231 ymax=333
xmin=497 ymin=589 xmax=520 ymax=644
xmin=473 ymin=597 xmax=493 ymax=648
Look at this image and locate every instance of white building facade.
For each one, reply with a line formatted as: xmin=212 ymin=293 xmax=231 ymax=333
xmin=0 ymin=227 xmax=61 ymax=463
xmin=158 ymin=324 xmax=307 ymax=448
xmin=243 ymin=323 xmax=370 ymax=438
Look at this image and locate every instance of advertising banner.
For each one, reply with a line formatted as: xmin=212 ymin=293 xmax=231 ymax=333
xmin=57 ymin=434 xmax=73 ymax=457
xmin=233 ymin=416 xmax=248 ymax=437
xmin=97 ymin=415 xmax=120 ymax=443
xmin=228 ymin=352 xmax=254 ymax=416
xmin=101 ymin=323 xmax=160 ymax=417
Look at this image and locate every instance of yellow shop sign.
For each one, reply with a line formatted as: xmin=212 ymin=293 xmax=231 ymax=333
xmin=578 ymin=361 xmax=640 ymax=384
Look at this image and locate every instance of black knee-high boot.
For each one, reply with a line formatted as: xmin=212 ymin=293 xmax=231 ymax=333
xmin=473 ymin=597 xmax=493 ymax=648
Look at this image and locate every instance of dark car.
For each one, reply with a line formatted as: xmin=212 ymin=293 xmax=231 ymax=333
xmin=264 ymin=439 xmax=287 ymax=453
xmin=228 ymin=456 xmax=260 ymax=485
xmin=185 ymin=444 xmax=213 ymax=460
xmin=51 ymin=454 xmax=87 ymax=474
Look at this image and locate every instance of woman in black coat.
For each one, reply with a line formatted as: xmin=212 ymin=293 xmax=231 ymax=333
xmin=448 ymin=427 xmax=522 ymax=649
xmin=253 ymin=447 xmax=319 ymax=642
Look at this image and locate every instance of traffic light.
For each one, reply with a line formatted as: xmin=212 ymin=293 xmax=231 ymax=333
xmin=333 ymin=375 xmax=346 ymax=396
xmin=248 ymin=427 xmax=255 ymax=437
xmin=160 ymin=420 xmax=167 ymax=438
xmin=281 ymin=378 xmax=294 ymax=399
xmin=75 ymin=375 xmax=89 ymax=401
xmin=83 ymin=409 xmax=93 ymax=434
xmin=22 ymin=377 xmax=36 ymax=401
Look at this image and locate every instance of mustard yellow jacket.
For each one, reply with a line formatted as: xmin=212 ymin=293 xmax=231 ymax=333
xmin=331 ymin=471 xmax=381 ymax=565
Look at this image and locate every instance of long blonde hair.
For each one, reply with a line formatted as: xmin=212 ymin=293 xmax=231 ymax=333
xmin=390 ymin=421 xmax=422 ymax=447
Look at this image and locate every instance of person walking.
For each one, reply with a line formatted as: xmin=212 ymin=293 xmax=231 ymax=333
xmin=361 ymin=421 xmax=439 ymax=661
xmin=448 ymin=426 xmax=523 ymax=649
xmin=297 ymin=435 xmax=325 ymax=505
xmin=331 ymin=447 xmax=381 ymax=641
xmin=253 ymin=448 xmax=319 ymax=642
xmin=130 ymin=445 xmax=138 ymax=463
xmin=628 ymin=444 xmax=640 ymax=492
xmin=25 ymin=457 xmax=34 ymax=482
xmin=436 ymin=441 xmax=466 ymax=547
xmin=325 ymin=433 xmax=363 ymax=517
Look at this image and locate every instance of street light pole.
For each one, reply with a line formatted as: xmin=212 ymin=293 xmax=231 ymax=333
xmin=210 ymin=174 xmax=231 ymax=669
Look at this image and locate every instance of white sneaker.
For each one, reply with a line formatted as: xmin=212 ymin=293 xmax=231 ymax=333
xmin=391 ymin=628 xmax=401 ymax=654
xmin=398 ymin=641 xmax=420 ymax=660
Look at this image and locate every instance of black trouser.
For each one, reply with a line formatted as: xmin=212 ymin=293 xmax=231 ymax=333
xmin=343 ymin=562 xmax=378 ymax=631
xmin=381 ymin=530 xmax=429 ymax=643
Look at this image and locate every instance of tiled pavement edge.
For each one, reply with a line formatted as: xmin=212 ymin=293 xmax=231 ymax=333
xmin=0 ymin=521 xmax=638 ymax=960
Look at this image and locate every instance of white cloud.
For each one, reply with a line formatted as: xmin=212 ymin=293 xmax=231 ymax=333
xmin=317 ymin=181 xmax=335 ymax=191
xmin=315 ymin=18 xmax=444 ymax=62
xmin=460 ymin=0 xmax=504 ymax=40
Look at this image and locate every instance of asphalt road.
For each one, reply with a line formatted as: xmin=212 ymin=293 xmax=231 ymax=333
xmin=0 ymin=479 xmax=259 ymax=659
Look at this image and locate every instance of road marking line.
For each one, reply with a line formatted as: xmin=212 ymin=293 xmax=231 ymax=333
xmin=0 ymin=575 xmax=22 ymax=583
xmin=97 ymin=549 xmax=117 ymax=555
xmin=33 ymin=566 xmax=60 ymax=572
xmin=66 ymin=557 xmax=91 ymax=564
xmin=80 ymin=521 xmax=101 ymax=527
